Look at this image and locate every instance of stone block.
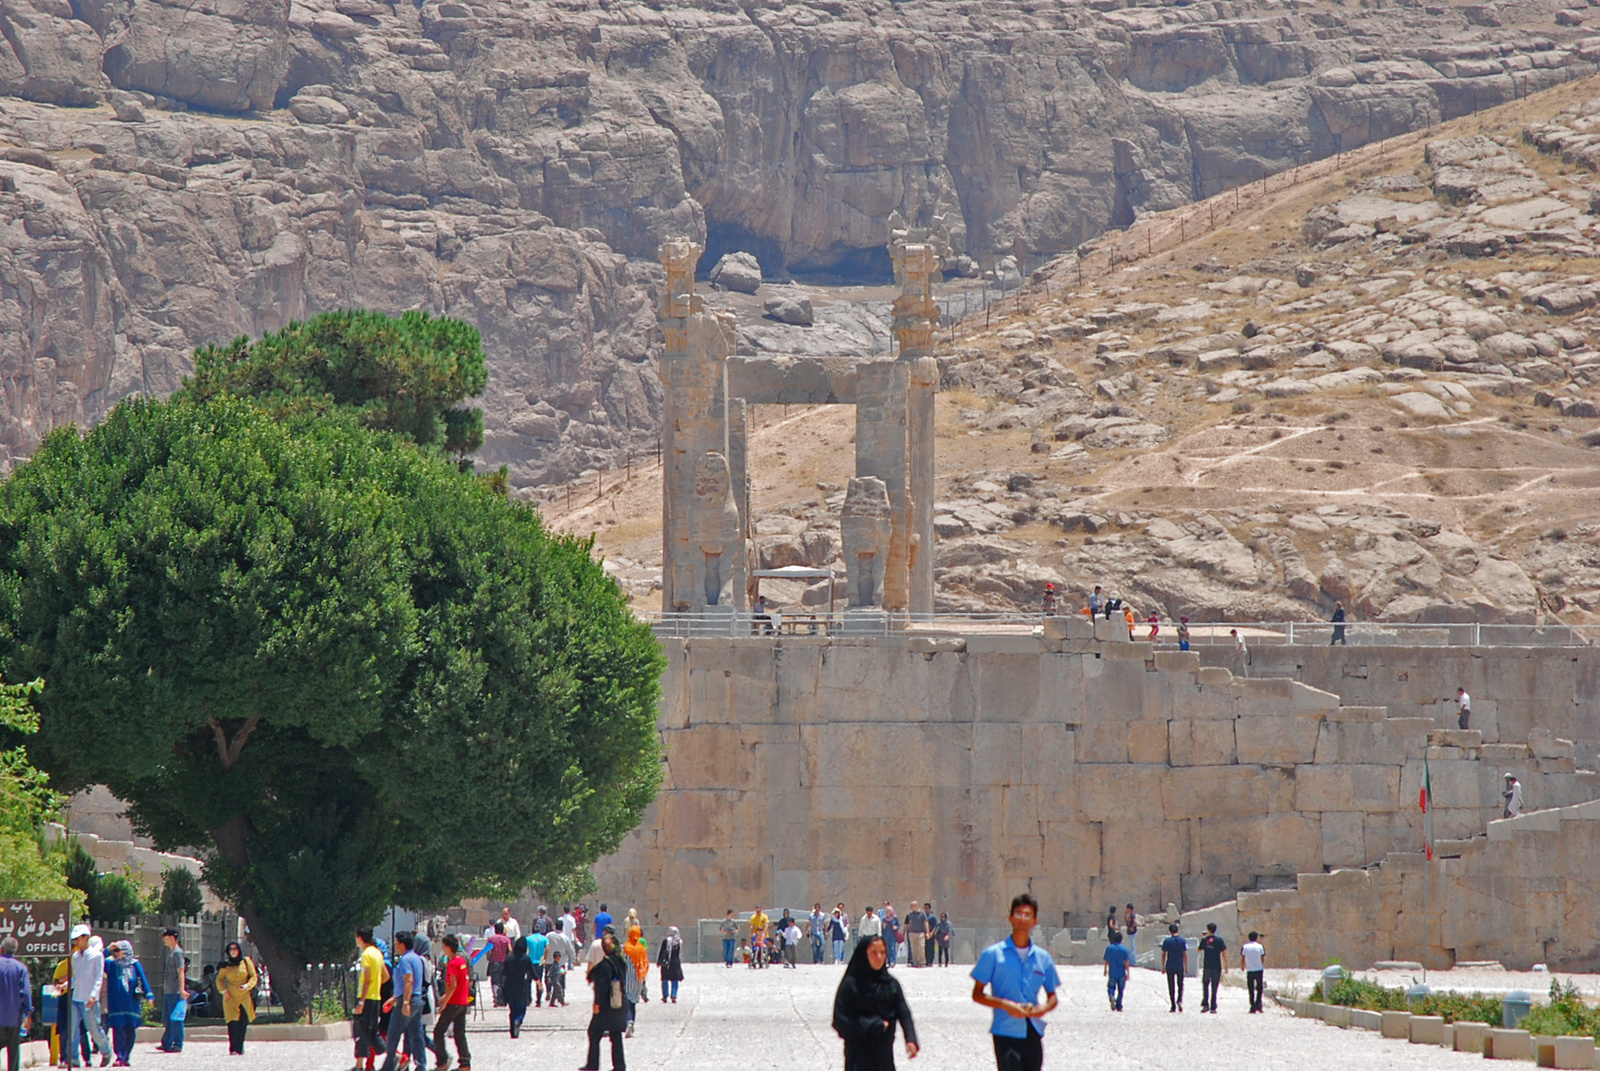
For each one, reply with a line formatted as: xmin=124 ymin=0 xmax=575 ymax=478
xmin=967 ymin=635 xmax=1045 ymax=655
xmin=1291 ymin=681 xmax=1341 ymax=711
xmin=1197 ymin=666 xmax=1234 ymax=686
xmin=1409 ymin=1015 xmax=1446 ymax=1044
xmin=1042 ymin=615 xmax=1095 ymax=641
xmin=1487 ymin=1029 xmax=1533 ymax=1060
xmin=1382 ymin=1010 xmax=1412 ymax=1038
xmin=1128 ymin=719 xmax=1171 ymax=764
xmin=1079 ymin=766 xmax=1165 ymax=822
xmin=1314 ymin=721 xmax=1393 ymax=764
xmin=1321 ymin=811 xmax=1368 ymax=867
xmin=1093 ymin=617 xmax=1126 ymax=642
xmin=1295 ymin=764 xmax=1402 ymax=812
xmin=1549 ymin=1035 xmax=1595 ymax=1068
xmin=1236 ymin=714 xmax=1321 ymax=764
xmin=1350 ymin=1008 xmax=1383 ymax=1031
xmin=1075 ymin=720 xmax=1129 ymax=763
xmin=1482 ymin=743 xmax=1531 ymax=764
xmin=1154 ymin=650 xmax=1200 ymax=674
xmin=1163 ymin=765 xmax=1293 ymax=820
xmin=1322 ymin=1003 xmax=1351 ymax=1026
xmin=1454 ymin=1021 xmax=1488 ymax=1053
xmin=1169 ymin=719 xmax=1237 ymax=766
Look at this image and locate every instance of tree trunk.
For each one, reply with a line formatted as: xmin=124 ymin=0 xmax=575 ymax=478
xmin=209 ymin=815 xmax=310 ymax=1019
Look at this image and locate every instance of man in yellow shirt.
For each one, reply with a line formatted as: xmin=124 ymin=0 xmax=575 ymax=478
xmin=354 ymin=926 xmax=389 ymax=1071
xmin=748 ymin=907 xmax=769 ymax=967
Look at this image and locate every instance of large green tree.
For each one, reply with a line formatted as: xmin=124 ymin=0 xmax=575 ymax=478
xmin=183 ymin=309 xmax=489 ymax=460
xmin=0 ymin=397 xmax=662 ymax=1011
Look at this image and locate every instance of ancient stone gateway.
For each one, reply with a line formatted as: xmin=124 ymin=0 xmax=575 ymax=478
xmin=658 ymin=224 xmax=942 ymax=618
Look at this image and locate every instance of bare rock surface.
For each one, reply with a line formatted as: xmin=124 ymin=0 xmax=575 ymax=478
xmin=3 ymin=0 xmax=1600 ymax=485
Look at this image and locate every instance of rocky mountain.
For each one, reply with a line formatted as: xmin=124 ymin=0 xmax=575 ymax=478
xmin=554 ymin=75 xmax=1600 ymax=626
xmin=2 ymin=0 xmax=1598 ymax=485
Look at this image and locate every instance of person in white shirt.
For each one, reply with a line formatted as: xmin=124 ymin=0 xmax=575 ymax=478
xmin=1230 ymin=629 xmax=1249 ymax=678
xmin=560 ymin=910 xmax=577 ymax=943
xmin=781 ymin=922 xmax=802 ymax=968
xmin=1455 ymin=688 xmax=1472 ymax=730
xmin=1240 ymin=933 xmax=1267 ymax=1013
xmin=498 ymin=907 xmax=521 ymax=942
xmin=857 ymin=907 xmax=883 ymax=948
xmin=1503 ymin=773 xmax=1524 ymax=818
xmin=64 ymin=927 xmax=113 ymax=1067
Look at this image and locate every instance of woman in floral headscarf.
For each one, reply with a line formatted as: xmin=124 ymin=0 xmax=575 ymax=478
xmin=104 ymin=940 xmax=153 ymax=1067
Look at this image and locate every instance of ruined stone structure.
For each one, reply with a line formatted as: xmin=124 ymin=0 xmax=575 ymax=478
xmin=595 ymin=616 xmax=1600 ymax=968
xmin=660 ymin=232 xmax=939 ymax=615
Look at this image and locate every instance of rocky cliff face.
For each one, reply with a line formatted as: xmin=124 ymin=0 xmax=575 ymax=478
xmin=1 ymin=0 xmax=1595 ymax=484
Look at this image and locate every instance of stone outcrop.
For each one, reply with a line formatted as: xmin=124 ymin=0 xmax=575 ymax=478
xmin=1 ymin=0 xmax=1597 ymax=485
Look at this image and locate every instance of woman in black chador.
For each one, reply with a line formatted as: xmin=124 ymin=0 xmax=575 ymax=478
xmin=832 ymin=935 xmax=920 ymax=1070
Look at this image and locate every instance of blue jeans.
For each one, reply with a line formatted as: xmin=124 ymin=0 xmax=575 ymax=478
xmin=812 ymin=936 xmax=824 ymax=963
xmin=885 ymin=937 xmax=898 ymax=966
xmin=380 ymin=1009 xmax=427 ymax=1071
xmin=832 ymin=939 xmax=844 ymax=962
xmin=67 ymin=1001 xmax=111 ymax=1066
xmin=1108 ymin=975 xmax=1126 ymax=1008
xmin=160 ymin=993 xmax=184 ymax=1051
xmin=723 ymin=937 xmax=735 ymax=965
xmin=660 ymin=978 xmax=678 ymax=1000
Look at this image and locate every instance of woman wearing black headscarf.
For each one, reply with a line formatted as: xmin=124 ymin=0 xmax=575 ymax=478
xmin=832 ymin=935 xmax=919 ymax=1071
xmin=502 ymin=937 xmax=535 ymax=1038
xmin=579 ymin=928 xmax=629 ymax=1071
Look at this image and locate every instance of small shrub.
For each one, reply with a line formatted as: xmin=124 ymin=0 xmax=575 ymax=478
xmin=1311 ymin=977 xmax=1502 ymax=1024
xmin=1521 ymin=979 xmax=1600 ymax=1039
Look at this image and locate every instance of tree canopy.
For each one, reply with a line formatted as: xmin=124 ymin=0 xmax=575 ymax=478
xmin=183 ymin=310 xmax=489 ymax=459
xmin=0 ymin=673 xmax=77 ymax=905
xmin=0 ymin=396 xmax=662 ymax=1008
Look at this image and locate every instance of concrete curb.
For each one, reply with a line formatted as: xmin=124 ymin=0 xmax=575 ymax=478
xmin=1274 ymin=998 xmax=1597 ymax=1066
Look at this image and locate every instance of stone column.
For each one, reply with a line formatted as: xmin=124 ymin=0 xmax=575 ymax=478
xmin=889 ymin=238 xmax=943 ymax=617
xmin=659 ymin=237 xmax=740 ymax=613
xmin=855 ymin=361 xmax=911 ymax=612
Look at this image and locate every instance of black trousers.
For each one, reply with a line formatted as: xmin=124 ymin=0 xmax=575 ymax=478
xmin=937 ymin=943 xmax=950 ymax=966
xmin=226 ymin=1012 xmax=248 ymax=1054
xmin=992 ymin=1025 xmax=1043 ymax=1071
xmin=433 ymin=1004 xmax=471 ymax=1067
xmin=1248 ymin=969 xmax=1265 ymax=1011
xmin=1331 ymin=626 xmax=1346 ymax=645
xmin=1166 ymin=969 xmax=1185 ymax=1008
xmin=0 ymin=1024 xmax=20 ymax=1071
xmin=1201 ymin=968 xmax=1221 ymax=1010
xmin=355 ymin=1000 xmax=385 ymax=1059
xmin=584 ymin=1018 xmax=626 ymax=1071
xmin=1459 ymin=709 xmax=1471 ymax=730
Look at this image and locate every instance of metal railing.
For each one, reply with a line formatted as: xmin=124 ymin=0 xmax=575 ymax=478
xmin=637 ymin=611 xmax=1598 ymax=648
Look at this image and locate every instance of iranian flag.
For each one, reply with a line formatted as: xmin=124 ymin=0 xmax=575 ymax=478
xmin=1419 ymin=754 xmax=1435 ymax=861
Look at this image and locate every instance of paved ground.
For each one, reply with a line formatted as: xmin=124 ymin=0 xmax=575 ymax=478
xmin=28 ymin=961 xmax=1596 ymax=1071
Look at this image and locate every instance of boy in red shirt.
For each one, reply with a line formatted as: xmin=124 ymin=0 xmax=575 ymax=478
xmin=433 ymin=935 xmax=473 ymax=1071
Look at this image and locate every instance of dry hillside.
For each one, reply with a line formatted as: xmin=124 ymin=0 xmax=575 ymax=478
xmin=542 ymin=76 xmax=1600 ymax=627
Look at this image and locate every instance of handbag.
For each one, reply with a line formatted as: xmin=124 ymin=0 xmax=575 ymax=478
xmin=608 ymin=962 xmax=623 ymax=1010
xmin=171 ymin=998 xmax=188 ymax=1022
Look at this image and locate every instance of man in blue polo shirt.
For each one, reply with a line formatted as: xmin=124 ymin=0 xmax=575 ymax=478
xmin=971 ymin=893 xmax=1060 ymax=1071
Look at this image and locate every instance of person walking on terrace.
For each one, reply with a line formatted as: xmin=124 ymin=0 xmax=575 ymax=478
xmin=1242 ymin=932 xmax=1267 ymax=1013
xmin=1503 ymin=773 xmax=1523 ymax=818
xmin=215 ymin=941 xmax=257 ymax=1056
xmin=833 ymin=936 xmax=917 ymax=1071
xmin=579 ymin=930 xmax=628 ymax=1071
xmin=971 ymin=893 xmax=1059 ymax=1071
xmin=1197 ymin=924 xmax=1226 ymax=1014
xmin=1330 ymin=602 xmax=1347 ymax=645
xmin=1102 ymin=932 xmax=1130 ymax=1012
xmin=1161 ymin=923 xmax=1187 ymax=1013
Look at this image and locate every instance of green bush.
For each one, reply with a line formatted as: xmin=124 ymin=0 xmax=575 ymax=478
xmin=158 ymin=866 xmax=205 ymax=918
xmin=1311 ymin=975 xmax=1502 ymax=1024
xmin=1521 ymin=979 xmax=1600 ymax=1039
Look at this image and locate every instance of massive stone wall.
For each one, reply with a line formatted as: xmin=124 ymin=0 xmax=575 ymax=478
xmin=1226 ymin=800 xmax=1600 ymax=971
xmin=1218 ymin=642 xmax=1600 ymax=768
xmin=593 ymin=620 xmax=1600 ymax=938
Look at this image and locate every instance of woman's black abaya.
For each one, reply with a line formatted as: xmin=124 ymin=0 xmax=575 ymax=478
xmin=832 ymin=939 xmax=918 ymax=1071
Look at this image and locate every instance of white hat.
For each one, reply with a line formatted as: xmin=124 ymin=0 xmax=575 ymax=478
xmin=71 ymin=923 xmax=90 ymax=939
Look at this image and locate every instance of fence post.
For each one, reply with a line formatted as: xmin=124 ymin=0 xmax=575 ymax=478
xmin=306 ymin=964 xmax=313 ymax=1025
xmin=1287 ymin=621 xmax=1295 ymax=646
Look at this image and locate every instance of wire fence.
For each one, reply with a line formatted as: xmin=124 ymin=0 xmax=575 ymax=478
xmin=638 ymin=611 xmax=1597 ymax=647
